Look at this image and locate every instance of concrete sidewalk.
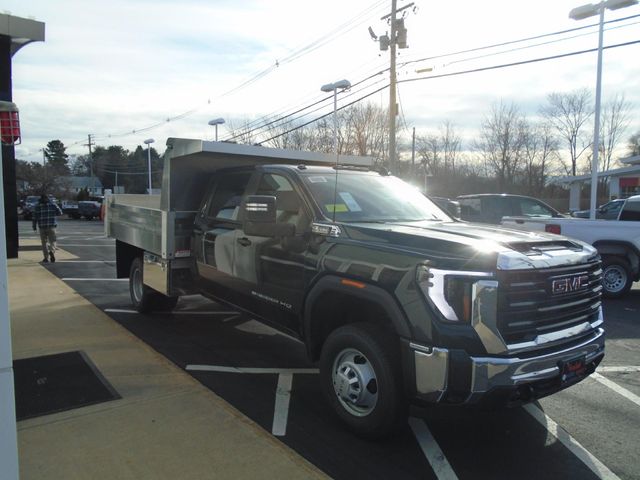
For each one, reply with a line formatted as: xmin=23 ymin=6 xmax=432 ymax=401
xmin=9 ymin=246 xmax=326 ymax=479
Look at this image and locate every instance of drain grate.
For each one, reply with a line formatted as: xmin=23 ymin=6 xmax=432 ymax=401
xmin=13 ymin=350 xmax=120 ymax=421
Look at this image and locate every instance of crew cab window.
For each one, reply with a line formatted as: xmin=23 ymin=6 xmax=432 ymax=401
xmin=207 ymin=172 xmax=252 ymax=221
xmin=459 ymin=198 xmax=482 ymax=221
xmin=602 ymin=200 xmax=623 ymax=215
xmin=517 ymin=198 xmax=555 ymax=217
xmin=482 ymin=197 xmax=513 ymax=222
xmin=619 ymin=199 xmax=640 ymax=221
xmin=256 ymin=173 xmax=308 ymax=231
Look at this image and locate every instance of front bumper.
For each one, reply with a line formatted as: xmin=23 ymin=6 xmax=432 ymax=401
xmin=410 ymin=327 xmax=605 ymax=406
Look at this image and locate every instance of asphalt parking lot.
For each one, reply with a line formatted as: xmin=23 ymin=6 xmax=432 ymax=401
xmin=19 ymin=219 xmax=640 ymax=480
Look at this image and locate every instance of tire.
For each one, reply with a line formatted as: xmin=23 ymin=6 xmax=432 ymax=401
xmin=320 ymin=323 xmax=406 ymax=438
xmin=601 ymin=256 xmax=633 ymax=299
xmin=129 ymin=257 xmax=180 ymax=313
xmin=154 ymin=294 xmax=179 ymax=312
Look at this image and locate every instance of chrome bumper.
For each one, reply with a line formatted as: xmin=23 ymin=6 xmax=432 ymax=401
xmin=412 ymin=327 xmax=605 ymax=404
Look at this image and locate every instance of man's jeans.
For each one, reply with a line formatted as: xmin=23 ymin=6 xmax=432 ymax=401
xmin=39 ymin=227 xmax=57 ymax=260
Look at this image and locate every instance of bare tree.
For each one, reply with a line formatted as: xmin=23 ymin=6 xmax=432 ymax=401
xmin=475 ymin=102 xmax=527 ymax=191
xmin=541 ymin=88 xmax=593 ymax=176
xmin=341 ymin=103 xmax=388 ymax=161
xmin=416 ymin=133 xmax=442 ymax=176
xmin=416 ymin=121 xmax=462 ymax=177
xmin=599 ymin=93 xmax=632 ymax=171
xmin=521 ymin=122 xmax=559 ymax=195
xmin=440 ymin=121 xmax=462 ymax=174
xmin=225 ymin=118 xmax=257 ymax=145
xmin=627 ymin=131 xmax=640 ymax=156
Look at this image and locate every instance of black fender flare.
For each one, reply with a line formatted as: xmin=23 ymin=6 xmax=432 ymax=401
xmin=303 ymin=275 xmax=412 ymax=357
xmin=592 ymin=240 xmax=640 ymax=273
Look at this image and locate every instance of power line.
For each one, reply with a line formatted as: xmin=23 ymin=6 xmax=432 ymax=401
xmin=400 ymin=12 xmax=640 ymax=68
xmin=261 ymin=39 xmax=640 ymax=144
xmin=65 ymin=13 xmax=640 ymax=151
xmin=227 ymin=18 xmax=640 ymax=145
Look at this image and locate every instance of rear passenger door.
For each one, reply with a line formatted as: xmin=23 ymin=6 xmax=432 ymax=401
xmin=193 ymin=170 xmax=253 ymax=304
xmin=233 ymin=171 xmax=312 ymax=330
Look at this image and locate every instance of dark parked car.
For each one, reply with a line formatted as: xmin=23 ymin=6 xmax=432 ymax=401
xmin=21 ymin=195 xmax=40 ymax=220
xmin=571 ymin=199 xmax=625 ymax=219
xmin=429 ymin=196 xmax=461 ymax=218
xmin=457 ymin=194 xmax=564 ymax=224
xmin=61 ymin=200 xmax=80 ymax=219
xmin=78 ymin=200 xmax=101 ymax=220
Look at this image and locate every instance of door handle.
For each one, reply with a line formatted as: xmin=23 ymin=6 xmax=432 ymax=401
xmin=237 ymin=237 xmax=252 ymax=247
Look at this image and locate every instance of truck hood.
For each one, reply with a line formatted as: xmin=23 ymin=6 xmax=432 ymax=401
xmin=341 ymin=220 xmax=597 ymax=270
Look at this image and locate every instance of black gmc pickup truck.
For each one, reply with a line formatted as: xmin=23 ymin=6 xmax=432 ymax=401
xmin=107 ymin=139 xmax=605 ymax=438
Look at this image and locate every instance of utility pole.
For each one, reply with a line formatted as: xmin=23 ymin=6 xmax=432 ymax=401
xmin=389 ymin=0 xmax=398 ymax=173
xmin=411 ymin=126 xmax=416 ymax=178
xmin=86 ymin=134 xmax=94 ymax=177
xmin=370 ymin=1 xmax=413 ymax=173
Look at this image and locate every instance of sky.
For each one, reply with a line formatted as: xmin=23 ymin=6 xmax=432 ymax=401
xmin=5 ymin=0 xmax=640 ymax=165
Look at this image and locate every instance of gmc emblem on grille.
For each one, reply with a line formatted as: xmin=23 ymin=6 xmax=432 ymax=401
xmin=551 ymin=275 xmax=589 ymax=294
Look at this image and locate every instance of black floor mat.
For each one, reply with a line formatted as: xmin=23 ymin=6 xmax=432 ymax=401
xmin=13 ymin=351 xmax=120 ymax=420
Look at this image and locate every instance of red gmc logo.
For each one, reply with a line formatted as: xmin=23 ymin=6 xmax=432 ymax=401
xmin=551 ymin=275 xmax=589 ymax=294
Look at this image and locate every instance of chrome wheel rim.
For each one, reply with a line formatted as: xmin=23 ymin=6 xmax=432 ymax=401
xmin=332 ymin=348 xmax=378 ymax=417
xmin=603 ymin=265 xmax=627 ymax=293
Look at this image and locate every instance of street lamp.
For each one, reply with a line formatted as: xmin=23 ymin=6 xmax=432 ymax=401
xmin=569 ymin=0 xmax=638 ymax=219
xmin=143 ymin=138 xmax=155 ymax=195
xmin=208 ymin=118 xmax=225 ymax=141
xmin=321 ymin=79 xmax=351 ymax=222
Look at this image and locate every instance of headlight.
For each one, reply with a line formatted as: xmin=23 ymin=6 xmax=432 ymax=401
xmin=416 ymin=266 xmax=493 ymax=323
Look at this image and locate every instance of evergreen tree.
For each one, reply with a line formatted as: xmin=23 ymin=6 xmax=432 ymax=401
xmin=44 ymin=139 xmax=70 ymax=175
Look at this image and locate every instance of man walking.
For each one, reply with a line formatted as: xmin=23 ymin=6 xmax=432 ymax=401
xmin=32 ymin=194 xmax=60 ymax=263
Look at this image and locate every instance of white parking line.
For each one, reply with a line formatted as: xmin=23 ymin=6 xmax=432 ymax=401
xmin=62 ymin=278 xmax=127 ymax=281
xmin=105 ymin=308 xmax=240 ymax=316
xmin=185 ymin=365 xmax=319 ymax=374
xmin=409 ymin=417 xmax=459 ymax=480
xmin=598 ymin=366 xmax=640 ymax=373
xmin=591 ymin=372 xmax=640 ymax=408
xmin=56 ymin=260 xmax=113 ymax=263
xmin=272 ymin=373 xmax=293 ymax=437
xmin=523 ymin=404 xmax=620 ymax=480
xmin=57 ymin=244 xmax=114 ymax=247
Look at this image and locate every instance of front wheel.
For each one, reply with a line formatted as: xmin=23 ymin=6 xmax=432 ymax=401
xmin=601 ymin=256 xmax=633 ymax=298
xmin=320 ymin=323 xmax=406 ymax=438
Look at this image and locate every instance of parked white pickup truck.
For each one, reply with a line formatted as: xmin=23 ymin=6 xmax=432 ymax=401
xmin=502 ymin=195 xmax=640 ymax=298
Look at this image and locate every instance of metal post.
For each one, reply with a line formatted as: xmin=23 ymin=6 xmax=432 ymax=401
xmin=0 ymin=144 xmax=20 ymax=480
xmin=332 ymin=88 xmax=339 ymax=223
xmin=147 ymin=145 xmax=152 ymax=195
xmin=389 ymin=0 xmax=397 ymax=172
xmin=589 ymin=6 xmax=605 ymax=220
xmin=411 ymin=126 xmax=416 ymax=179
xmin=215 ymin=124 xmax=218 ymax=142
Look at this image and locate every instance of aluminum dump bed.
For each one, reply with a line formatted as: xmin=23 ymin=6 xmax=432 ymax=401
xmin=105 ymin=137 xmax=373 ymax=259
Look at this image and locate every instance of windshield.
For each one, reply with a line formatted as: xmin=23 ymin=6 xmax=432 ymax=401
xmin=302 ymin=171 xmax=451 ymax=223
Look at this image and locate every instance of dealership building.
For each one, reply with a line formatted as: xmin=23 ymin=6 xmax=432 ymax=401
xmin=556 ymin=154 xmax=640 ymax=211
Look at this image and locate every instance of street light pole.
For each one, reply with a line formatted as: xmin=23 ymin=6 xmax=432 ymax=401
xmin=208 ymin=118 xmax=225 ymax=141
xmin=143 ymin=138 xmax=155 ymax=195
xmin=321 ymin=79 xmax=351 ymax=222
xmin=389 ymin=0 xmax=398 ymax=173
xmin=569 ymin=0 xmax=638 ymax=219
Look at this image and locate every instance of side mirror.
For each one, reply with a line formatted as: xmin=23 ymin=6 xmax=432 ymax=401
xmin=242 ymin=195 xmax=295 ymax=237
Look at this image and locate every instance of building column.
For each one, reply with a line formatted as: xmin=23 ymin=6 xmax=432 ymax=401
xmin=569 ymin=183 xmax=581 ymax=211
xmin=0 ymin=35 xmax=18 ymax=259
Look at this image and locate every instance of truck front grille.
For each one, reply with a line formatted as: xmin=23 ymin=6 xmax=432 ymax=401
xmin=496 ymin=261 xmax=602 ymax=346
